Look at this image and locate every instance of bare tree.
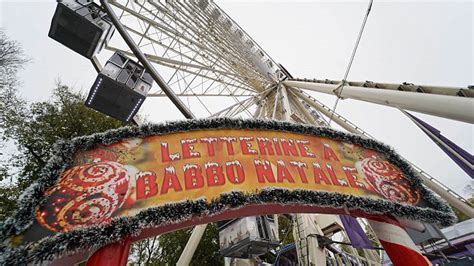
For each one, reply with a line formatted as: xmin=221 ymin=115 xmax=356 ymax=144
xmin=464 ymin=181 xmax=474 ymax=197
xmin=0 ymin=30 xmax=29 ymax=220
xmin=0 ymin=30 xmax=29 ymax=135
xmin=129 ymin=236 xmax=160 ymax=265
xmin=0 ymin=30 xmax=29 ymax=89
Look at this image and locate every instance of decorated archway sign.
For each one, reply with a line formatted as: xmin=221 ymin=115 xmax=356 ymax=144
xmin=0 ymin=118 xmax=455 ymax=264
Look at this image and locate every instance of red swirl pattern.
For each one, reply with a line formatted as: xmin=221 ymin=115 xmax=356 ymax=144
xmin=59 ymin=162 xmax=128 ymax=193
xmin=360 ymin=157 xmax=420 ymax=204
xmin=36 ymin=161 xmax=130 ymax=232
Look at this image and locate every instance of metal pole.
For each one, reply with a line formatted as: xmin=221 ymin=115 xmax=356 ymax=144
xmin=100 ymin=0 xmax=195 ymax=119
xmin=419 ymin=175 xmax=474 ymax=217
xmin=291 ymin=89 xmax=360 ymax=133
xmin=287 ymin=78 xmax=473 ymax=97
xmin=288 ymin=92 xmax=317 ymax=124
xmin=284 ymin=80 xmax=474 ymax=124
xmin=272 ymin=86 xmax=281 ymax=119
xmin=279 ymin=85 xmax=292 ymax=121
xmin=176 ymin=224 xmax=208 ymax=266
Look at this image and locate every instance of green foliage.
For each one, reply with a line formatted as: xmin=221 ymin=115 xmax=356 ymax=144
xmin=451 ymin=197 xmax=474 ymax=223
xmin=1 ymin=30 xmax=29 ymax=221
xmin=0 ymin=84 xmax=126 ymax=221
xmin=278 ymin=215 xmax=294 ymax=245
xmin=129 ymin=224 xmax=223 ymax=265
xmin=129 ymin=236 xmax=159 ymax=265
xmin=0 ymin=167 xmax=21 ymax=222
xmin=0 ymin=72 xmax=222 ymax=263
xmin=189 ymin=224 xmax=223 ymax=265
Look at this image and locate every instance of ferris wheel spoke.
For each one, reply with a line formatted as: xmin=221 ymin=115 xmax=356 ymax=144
xmin=136 ymin=2 xmax=259 ymax=82
xmin=167 ymin=68 xmax=194 ymax=87
xmin=191 ymin=94 xmax=213 ymax=116
xmin=180 ymin=2 xmax=266 ymax=80
xmin=287 ymin=92 xmax=318 ymax=125
xmin=155 ymin=1 xmax=272 ymax=86
xmin=106 ymin=45 xmax=254 ymax=95
xmin=116 ymin=27 xmax=259 ymax=94
xmin=209 ymin=88 xmax=273 ymax=118
xmin=117 ymin=24 xmax=205 ymax=67
xmin=172 ymin=1 xmax=270 ymax=82
xmin=208 ymin=97 xmax=253 ymax=118
xmin=229 ymin=99 xmax=256 ymax=118
xmin=107 ymin=0 xmax=285 ymax=120
xmin=287 ymin=89 xmax=329 ymax=126
xmin=173 ymin=70 xmax=253 ymax=116
xmin=108 ymin=0 xmax=280 ymax=110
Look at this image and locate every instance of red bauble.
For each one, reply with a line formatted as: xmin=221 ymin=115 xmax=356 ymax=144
xmin=36 ymin=161 xmax=130 ymax=232
xmin=359 ymin=157 xmax=420 ymax=205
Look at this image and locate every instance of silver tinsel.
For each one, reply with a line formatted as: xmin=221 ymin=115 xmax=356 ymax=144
xmin=0 ymin=118 xmax=456 ymax=265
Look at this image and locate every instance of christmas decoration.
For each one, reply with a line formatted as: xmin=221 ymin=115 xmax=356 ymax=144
xmin=0 ymin=118 xmax=456 ymax=265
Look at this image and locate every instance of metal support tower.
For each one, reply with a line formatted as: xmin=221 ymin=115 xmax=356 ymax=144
xmin=284 ymin=79 xmax=474 ymax=124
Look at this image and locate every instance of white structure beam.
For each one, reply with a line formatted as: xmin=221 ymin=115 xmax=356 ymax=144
xmin=280 ymin=85 xmax=292 ymax=121
xmin=285 ymin=80 xmax=474 ymax=123
xmin=177 ymin=224 xmax=208 ymax=266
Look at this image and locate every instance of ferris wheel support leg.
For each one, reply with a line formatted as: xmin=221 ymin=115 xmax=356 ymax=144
xmin=280 ymin=85 xmax=292 ymax=121
xmin=284 ymin=80 xmax=474 ymax=124
xmin=288 ymin=92 xmax=317 ymax=124
xmin=292 ymin=214 xmax=327 ymax=266
xmin=272 ymin=87 xmax=281 ymax=119
xmin=176 ymin=224 xmax=208 ymax=266
xmin=291 ymin=89 xmax=359 ymax=132
xmin=419 ymin=175 xmax=474 ymax=218
xmin=367 ymin=217 xmax=432 ymax=266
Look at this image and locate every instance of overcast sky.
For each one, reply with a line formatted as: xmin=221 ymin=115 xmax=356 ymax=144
xmin=0 ymin=0 xmax=472 ymax=196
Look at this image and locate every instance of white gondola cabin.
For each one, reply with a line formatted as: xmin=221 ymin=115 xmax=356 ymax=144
xmin=218 ymin=216 xmax=280 ymax=259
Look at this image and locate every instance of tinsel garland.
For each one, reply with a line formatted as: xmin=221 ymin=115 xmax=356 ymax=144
xmin=0 ymin=118 xmax=456 ymax=265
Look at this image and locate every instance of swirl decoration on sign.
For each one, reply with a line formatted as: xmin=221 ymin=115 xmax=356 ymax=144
xmin=36 ymin=161 xmax=130 ymax=232
xmin=358 ymin=157 xmax=420 ymax=204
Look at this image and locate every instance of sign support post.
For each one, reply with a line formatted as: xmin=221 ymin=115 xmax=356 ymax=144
xmin=86 ymin=238 xmax=132 ymax=266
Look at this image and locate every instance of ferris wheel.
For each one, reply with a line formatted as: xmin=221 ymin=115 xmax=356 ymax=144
xmin=44 ymin=0 xmax=473 ymax=265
